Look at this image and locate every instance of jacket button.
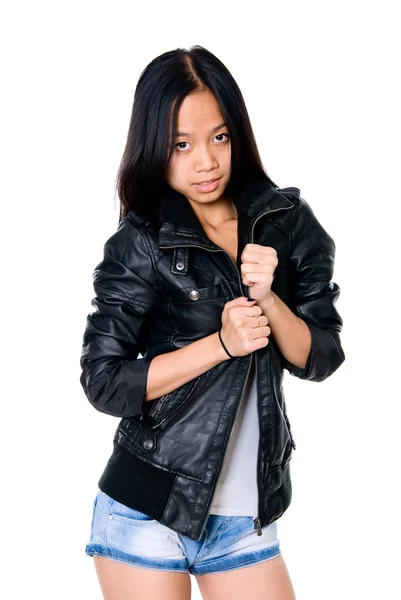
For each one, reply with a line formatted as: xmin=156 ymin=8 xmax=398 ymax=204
xmin=143 ymin=438 xmax=154 ymax=450
xmin=189 ymin=289 xmax=200 ymax=301
xmin=176 ymin=262 xmax=185 ymax=270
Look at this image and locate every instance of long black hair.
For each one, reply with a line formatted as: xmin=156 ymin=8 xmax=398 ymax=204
xmin=115 ymin=45 xmax=279 ymax=223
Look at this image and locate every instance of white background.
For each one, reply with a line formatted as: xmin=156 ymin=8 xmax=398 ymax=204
xmin=2 ymin=1 xmax=400 ymax=598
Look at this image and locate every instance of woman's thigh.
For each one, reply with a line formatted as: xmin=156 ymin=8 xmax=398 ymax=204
xmin=93 ymin=556 xmax=192 ymax=600
xmin=195 ymin=554 xmax=296 ymax=600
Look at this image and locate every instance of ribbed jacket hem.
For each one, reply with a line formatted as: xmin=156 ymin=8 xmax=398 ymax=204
xmin=98 ymin=440 xmax=176 ymax=522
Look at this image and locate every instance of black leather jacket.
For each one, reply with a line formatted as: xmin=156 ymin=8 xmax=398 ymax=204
xmin=80 ymin=179 xmax=345 ymax=541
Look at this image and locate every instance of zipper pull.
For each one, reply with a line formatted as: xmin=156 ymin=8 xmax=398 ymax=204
xmin=254 ymin=517 xmax=262 ymax=536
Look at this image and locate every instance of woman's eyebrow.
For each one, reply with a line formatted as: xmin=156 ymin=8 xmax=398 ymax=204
xmin=176 ymin=122 xmax=226 ymax=137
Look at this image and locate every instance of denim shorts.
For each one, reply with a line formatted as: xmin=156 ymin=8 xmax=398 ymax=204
xmin=85 ymin=490 xmax=281 ymax=576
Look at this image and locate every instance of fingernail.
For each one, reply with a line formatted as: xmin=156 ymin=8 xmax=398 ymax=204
xmin=247 ymin=298 xmax=255 ymax=302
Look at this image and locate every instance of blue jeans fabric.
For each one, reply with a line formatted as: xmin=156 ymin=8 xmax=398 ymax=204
xmin=85 ymin=490 xmax=281 ymax=576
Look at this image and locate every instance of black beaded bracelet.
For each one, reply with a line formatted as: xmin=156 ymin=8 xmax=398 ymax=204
xmin=218 ymin=329 xmax=235 ymax=359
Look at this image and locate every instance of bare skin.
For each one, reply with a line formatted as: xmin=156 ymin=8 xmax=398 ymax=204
xmin=200 ymin=214 xmax=238 ymax=263
xmin=195 ymin=555 xmax=297 ymax=600
xmin=93 ymin=553 xmax=296 ymax=600
xmin=93 ymin=556 xmax=191 ymax=599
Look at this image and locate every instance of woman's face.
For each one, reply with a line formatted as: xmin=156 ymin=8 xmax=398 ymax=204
xmin=165 ymin=89 xmax=231 ymax=208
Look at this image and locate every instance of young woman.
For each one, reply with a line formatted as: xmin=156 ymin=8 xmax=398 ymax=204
xmin=80 ymin=45 xmax=345 ymax=600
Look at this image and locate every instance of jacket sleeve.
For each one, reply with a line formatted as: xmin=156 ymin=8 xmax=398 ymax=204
xmin=79 ymin=218 xmax=159 ymax=417
xmin=279 ymin=193 xmax=345 ymax=382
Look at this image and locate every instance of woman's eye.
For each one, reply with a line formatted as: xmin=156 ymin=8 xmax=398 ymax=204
xmin=215 ymin=133 xmax=229 ymax=143
xmin=175 ymin=142 xmax=190 ymax=151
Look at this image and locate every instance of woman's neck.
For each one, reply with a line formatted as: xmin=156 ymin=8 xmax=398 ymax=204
xmin=189 ymin=196 xmax=238 ymax=230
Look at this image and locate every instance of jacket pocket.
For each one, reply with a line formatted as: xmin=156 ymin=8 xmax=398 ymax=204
xmin=141 ymin=369 xmax=213 ymax=430
xmin=115 ymin=415 xmax=157 ymax=455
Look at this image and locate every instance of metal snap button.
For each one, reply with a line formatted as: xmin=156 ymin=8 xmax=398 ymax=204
xmin=176 ymin=262 xmax=185 ymax=271
xmin=143 ymin=438 xmax=154 ymax=450
xmin=189 ymin=289 xmax=200 ymax=301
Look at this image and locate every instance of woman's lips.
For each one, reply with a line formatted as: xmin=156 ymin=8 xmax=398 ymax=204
xmin=193 ymin=178 xmax=221 ymax=193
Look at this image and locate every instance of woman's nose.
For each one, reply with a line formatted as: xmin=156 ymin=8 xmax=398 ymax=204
xmin=194 ymin=145 xmax=218 ymax=171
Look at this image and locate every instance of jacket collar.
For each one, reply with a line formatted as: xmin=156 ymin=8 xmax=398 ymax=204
xmin=157 ymin=178 xmax=295 ymax=249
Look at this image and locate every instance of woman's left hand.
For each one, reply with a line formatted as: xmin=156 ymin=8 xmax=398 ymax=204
xmin=240 ymin=243 xmax=278 ymax=302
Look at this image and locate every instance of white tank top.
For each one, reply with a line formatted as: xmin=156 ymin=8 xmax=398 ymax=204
xmin=209 ymin=360 xmax=259 ymax=517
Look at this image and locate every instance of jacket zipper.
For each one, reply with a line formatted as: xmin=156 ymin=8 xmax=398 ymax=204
xmin=249 ymin=205 xmax=293 ymax=536
xmin=254 ymin=352 xmax=263 ymax=535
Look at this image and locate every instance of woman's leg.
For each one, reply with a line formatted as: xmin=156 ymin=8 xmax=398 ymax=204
xmin=195 ymin=554 xmax=296 ymax=600
xmin=93 ymin=556 xmax=192 ymax=600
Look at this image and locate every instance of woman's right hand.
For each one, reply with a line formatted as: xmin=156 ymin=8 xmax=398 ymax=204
xmin=219 ymin=296 xmax=270 ymax=358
